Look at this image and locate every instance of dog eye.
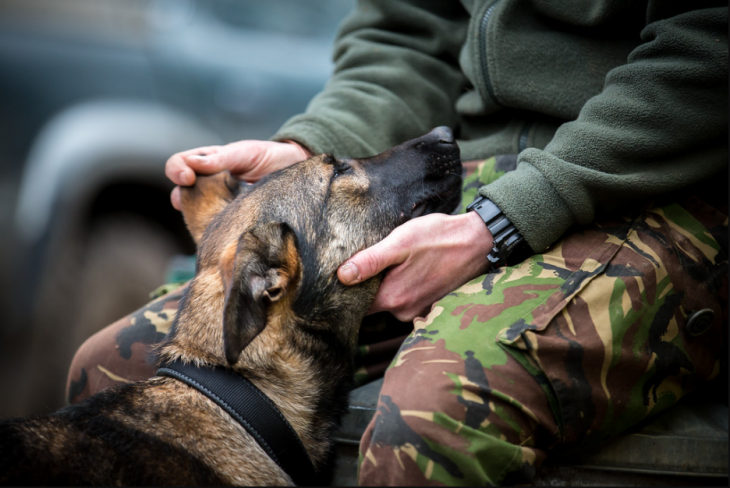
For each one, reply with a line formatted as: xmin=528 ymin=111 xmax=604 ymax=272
xmin=333 ymin=164 xmax=351 ymax=178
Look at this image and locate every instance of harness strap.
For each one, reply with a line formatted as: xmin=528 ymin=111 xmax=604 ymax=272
xmin=156 ymin=360 xmax=316 ymax=486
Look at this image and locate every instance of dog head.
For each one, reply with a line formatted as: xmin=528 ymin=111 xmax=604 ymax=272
xmin=158 ymin=127 xmax=461 ymax=369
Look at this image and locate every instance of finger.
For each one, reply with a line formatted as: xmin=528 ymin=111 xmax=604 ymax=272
xmin=165 ymin=146 xmax=220 ymax=186
xmin=411 ymin=304 xmax=433 ymax=323
xmin=365 ymin=304 xmax=381 ymax=316
xmin=183 ymin=151 xmax=230 ymax=175
xmin=171 ymin=186 xmax=182 ymax=211
xmin=338 ymin=239 xmax=409 ymax=286
xmin=186 ymin=142 xmax=265 ymax=181
xmin=165 ymin=154 xmax=196 ymax=186
xmin=369 ymin=299 xmax=428 ymax=322
xmin=366 ymin=292 xmax=423 ymax=321
xmin=365 ymin=296 xmax=385 ymax=316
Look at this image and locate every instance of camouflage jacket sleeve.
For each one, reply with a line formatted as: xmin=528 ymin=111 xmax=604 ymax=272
xmin=482 ymin=4 xmax=729 ymax=252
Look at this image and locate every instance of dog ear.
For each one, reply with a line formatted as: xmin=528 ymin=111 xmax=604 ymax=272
xmin=180 ymin=171 xmax=248 ymax=243
xmin=219 ymin=222 xmax=301 ymax=365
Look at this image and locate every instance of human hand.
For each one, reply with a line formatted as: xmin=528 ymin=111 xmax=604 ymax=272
xmin=166 ymin=140 xmax=311 ymax=210
xmin=337 ymin=211 xmax=494 ymax=322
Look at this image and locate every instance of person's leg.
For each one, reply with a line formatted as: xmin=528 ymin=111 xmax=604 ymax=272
xmin=505 ymin=196 xmax=728 ymax=446
xmin=66 ymin=289 xmax=415 ymax=402
xmin=359 ymin=181 xmax=727 ymax=484
xmin=359 ymin=313 xmax=559 ymax=485
xmin=66 ymin=284 xmax=188 ymax=404
xmin=359 ymin=156 xmax=561 ymax=485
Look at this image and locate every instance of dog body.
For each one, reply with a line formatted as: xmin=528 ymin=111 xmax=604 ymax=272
xmin=0 ymin=128 xmax=462 ymax=485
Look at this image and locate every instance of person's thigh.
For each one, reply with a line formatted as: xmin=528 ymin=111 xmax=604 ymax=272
xmin=359 ymin=195 xmax=728 ymax=486
xmin=66 ymin=284 xmax=188 ymax=404
xmin=66 ymin=292 xmax=415 ymax=403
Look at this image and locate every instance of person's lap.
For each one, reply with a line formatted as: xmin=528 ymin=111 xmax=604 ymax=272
xmin=358 ymin=184 xmax=728 ymax=485
xmin=66 ymin=285 xmax=186 ymax=404
xmin=66 ymin=157 xmax=728 ymax=486
xmin=66 ymin=285 xmax=412 ymax=404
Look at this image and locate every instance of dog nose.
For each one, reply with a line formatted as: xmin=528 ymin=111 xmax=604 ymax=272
xmin=418 ymin=127 xmax=457 ymax=156
xmin=417 ymin=127 xmax=460 ymax=178
xmin=426 ymin=126 xmax=456 ymax=146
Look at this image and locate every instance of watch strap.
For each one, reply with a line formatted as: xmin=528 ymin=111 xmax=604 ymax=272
xmin=467 ymin=196 xmax=527 ymax=267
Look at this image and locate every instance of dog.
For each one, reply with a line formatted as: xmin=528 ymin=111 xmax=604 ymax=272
xmin=0 ymin=127 xmax=462 ymax=485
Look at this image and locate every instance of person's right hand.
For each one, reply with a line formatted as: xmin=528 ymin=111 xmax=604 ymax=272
xmin=166 ymin=140 xmax=311 ymax=210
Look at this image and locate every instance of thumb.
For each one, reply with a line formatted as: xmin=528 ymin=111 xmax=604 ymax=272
xmin=338 ymin=239 xmax=408 ymax=286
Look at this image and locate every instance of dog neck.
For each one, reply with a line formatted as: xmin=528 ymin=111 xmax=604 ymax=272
xmin=155 ymin=271 xmax=358 ymax=468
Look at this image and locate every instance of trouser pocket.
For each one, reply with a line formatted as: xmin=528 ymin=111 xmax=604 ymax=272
xmin=497 ymin=199 xmax=728 ymax=445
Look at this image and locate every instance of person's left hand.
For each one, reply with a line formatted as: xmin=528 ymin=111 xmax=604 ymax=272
xmin=337 ymin=211 xmax=494 ymax=322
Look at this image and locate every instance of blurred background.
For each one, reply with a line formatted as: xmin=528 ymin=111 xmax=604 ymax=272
xmin=0 ymin=0 xmax=354 ymax=417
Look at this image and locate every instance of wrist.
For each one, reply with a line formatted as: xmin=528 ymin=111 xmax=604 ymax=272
xmin=455 ymin=211 xmax=494 ymax=274
xmin=467 ymin=196 xmax=529 ymax=268
xmin=464 ymin=210 xmax=494 ymax=248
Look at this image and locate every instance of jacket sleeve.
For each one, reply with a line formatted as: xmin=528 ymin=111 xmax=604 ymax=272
xmin=271 ymin=0 xmax=469 ymax=157
xmin=481 ymin=5 xmax=728 ymax=252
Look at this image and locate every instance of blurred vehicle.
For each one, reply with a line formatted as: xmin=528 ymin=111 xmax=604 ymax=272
xmin=0 ymin=0 xmax=354 ymax=416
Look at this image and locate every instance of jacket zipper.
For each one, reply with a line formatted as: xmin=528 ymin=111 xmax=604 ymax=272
xmin=518 ymin=122 xmax=532 ymax=151
xmin=478 ymin=0 xmax=502 ymax=106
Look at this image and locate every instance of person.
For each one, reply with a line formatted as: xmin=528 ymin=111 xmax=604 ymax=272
xmin=67 ymin=0 xmax=728 ymax=485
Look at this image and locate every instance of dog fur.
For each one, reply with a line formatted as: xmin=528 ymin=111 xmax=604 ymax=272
xmin=0 ymin=127 xmax=461 ymax=485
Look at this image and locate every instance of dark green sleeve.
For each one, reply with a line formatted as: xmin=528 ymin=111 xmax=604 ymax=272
xmin=271 ymin=0 xmax=469 ymax=157
xmin=482 ymin=5 xmax=728 ymax=252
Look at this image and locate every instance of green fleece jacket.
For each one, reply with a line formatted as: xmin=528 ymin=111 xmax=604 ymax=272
xmin=272 ymin=0 xmax=728 ymax=252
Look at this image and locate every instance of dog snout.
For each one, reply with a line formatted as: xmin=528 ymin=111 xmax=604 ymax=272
xmin=416 ymin=127 xmax=460 ymax=178
xmin=420 ymin=126 xmax=456 ymax=150
xmin=416 ymin=127 xmax=459 ymax=164
xmin=362 ymin=127 xmax=461 ymax=181
xmin=432 ymin=126 xmax=456 ymax=146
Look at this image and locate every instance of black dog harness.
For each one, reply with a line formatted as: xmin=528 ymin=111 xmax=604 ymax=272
xmin=156 ymin=360 xmax=317 ymax=486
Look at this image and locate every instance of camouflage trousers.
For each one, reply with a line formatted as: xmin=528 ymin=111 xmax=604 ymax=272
xmin=67 ymin=157 xmax=728 ymax=486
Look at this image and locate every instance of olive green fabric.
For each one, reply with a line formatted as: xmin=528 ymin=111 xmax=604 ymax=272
xmin=272 ymin=0 xmax=728 ymax=253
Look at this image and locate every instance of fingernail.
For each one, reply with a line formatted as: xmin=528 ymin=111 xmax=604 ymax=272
xmin=178 ymin=170 xmax=192 ymax=185
xmin=340 ymin=262 xmax=360 ymax=284
xmin=186 ymin=155 xmax=209 ymax=165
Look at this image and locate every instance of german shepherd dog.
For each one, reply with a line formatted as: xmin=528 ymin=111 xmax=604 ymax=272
xmin=0 ymin=127 xmax=461 ymax=485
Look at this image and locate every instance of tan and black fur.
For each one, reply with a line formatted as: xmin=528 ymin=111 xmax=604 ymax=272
xmin=0 ymin=127 xmax=461 ymax=485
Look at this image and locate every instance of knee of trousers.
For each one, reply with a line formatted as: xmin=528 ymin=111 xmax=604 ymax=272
xmin=66 ymin=314 xmax=156 ymax=404
xmin=357 ymin=334 xmax=557 ymax=486
xmin=65 ymin=285 xmax=187 ymax=404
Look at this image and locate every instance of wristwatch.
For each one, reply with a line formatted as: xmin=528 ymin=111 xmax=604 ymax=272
xmin=467 ymin=195 xmax=528 ymax=268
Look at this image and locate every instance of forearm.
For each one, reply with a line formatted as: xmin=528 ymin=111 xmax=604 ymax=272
xmin=272 ymin=0 xmax=469 ymax=157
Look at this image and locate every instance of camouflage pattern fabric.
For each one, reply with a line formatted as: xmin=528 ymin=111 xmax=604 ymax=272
xmin=66 ymin=285 xmax=413 ymax=403
xmin=357 ymin=157 xmax=728 ymax=485
xmin=66 ymin=285 xmax=187 ymax=404
xmin=66 ymin=156 xmax=727 ymax=487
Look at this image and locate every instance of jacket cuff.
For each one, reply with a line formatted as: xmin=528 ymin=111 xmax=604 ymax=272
xmin=479 ymin=159 xmax=575 ymax=253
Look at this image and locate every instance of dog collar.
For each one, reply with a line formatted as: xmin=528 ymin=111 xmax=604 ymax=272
xmin=156 ymin=360 xmax=317 ymax=486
